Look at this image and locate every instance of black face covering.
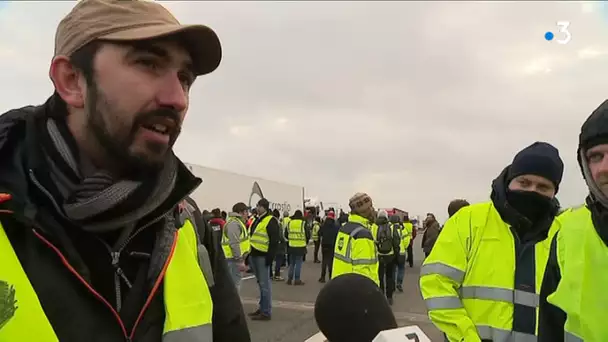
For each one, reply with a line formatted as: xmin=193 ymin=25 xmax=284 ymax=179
xmin=506 ymin=190 xmax=553 ymax=223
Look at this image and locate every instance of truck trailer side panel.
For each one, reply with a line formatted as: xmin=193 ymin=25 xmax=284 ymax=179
xmin=185 ymin=163 xmax=304 ymax=214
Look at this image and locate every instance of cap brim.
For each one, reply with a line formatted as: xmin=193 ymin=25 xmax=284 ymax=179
xmin=100 ymin=24 xmax=222 ymax=76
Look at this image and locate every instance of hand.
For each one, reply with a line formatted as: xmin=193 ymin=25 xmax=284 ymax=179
xmin=237 ymin=261 xmax=247 ymax=272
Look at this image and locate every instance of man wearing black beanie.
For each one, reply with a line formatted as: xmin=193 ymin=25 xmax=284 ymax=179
xmin=539 ymin=100 xmax=608 ymax=342
xmin=420 ymin=141 xmax=563 ymax=342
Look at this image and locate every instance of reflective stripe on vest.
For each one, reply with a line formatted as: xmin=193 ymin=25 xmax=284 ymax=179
xmin=421 ymin=263 xmax=540 ymax=309
xmin=565 ymin=332 xmax=583 ymax=342
xmin=287 ymin=220 xmax=307 ymax=248
xmin=548 ymin=206 xmax=608 ymax=342
xmin=250 ymin=215 xmax=272 ymax=252
xmin=0 ymin=220 xmax=213 ymax=341
xmin=221 ymin=217 xmax=250 ymax=259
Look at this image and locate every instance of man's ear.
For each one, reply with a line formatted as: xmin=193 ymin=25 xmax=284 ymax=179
xmin=49 ymin=56 xmax=86 ymax=109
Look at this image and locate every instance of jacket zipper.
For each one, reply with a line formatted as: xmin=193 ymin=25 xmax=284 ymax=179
xmin=32 ymin=229 xmax=131 ymax=340
xmin=129 ymin=230 xmax=178 ymax=341
xmin=27 ymin=169 xmax=192 ymax=340
xmin=100 ymin=212 xmax=173 ymax=312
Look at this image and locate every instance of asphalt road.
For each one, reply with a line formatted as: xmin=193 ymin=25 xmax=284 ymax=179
xmin=239 ymin=233 xmax=443 ymax=342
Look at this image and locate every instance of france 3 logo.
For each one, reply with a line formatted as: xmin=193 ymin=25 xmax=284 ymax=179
xmin=544 ymin=21 xmax=571 ymax=45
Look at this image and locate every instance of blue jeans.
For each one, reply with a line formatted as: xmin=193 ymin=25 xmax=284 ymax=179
xmin=288 ymin=255 xmax=303 ymax=281
xmin=226 ymin=259 xmax=242 ymax=292
xmin=250 ymin=256 xmax=272 ymax=315
xmin=396 ymin=260 xmax=405 ymax=286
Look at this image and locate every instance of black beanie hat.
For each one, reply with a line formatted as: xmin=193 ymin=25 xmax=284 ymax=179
xmin=507 ymin=142 xmax=564 ymax=192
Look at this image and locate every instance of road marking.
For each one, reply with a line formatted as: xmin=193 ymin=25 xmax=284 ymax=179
xmin=242 ymin=275 xmax=256 ymax=280
xmin=240 ymin=297 xmax=431 ymax=324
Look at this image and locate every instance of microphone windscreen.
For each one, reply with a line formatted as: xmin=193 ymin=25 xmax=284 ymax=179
xmin=314 ymin=274 xmax=398 ymax=342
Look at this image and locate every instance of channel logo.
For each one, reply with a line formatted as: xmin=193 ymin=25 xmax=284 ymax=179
xmin=544 ymin=21 xmax=571 ymax=44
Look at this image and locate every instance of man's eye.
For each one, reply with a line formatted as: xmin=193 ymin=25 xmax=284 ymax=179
xmin=589 ymin=153 xmax=604 ymax=163
xmin=137 ymin=58 xmax=159 ymax=69
xmin=178 ymin=72 xmax=194 ymax=88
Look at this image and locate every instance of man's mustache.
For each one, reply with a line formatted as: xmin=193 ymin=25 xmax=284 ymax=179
xmin=133 ymin=109 xmax=182 ymax=134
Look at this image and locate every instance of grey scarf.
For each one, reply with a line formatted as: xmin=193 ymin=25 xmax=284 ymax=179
xmin=45 ymin=118 xmax=178 ymax=233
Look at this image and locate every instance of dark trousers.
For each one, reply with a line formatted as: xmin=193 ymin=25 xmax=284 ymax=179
xmin=378 ymin=257 xmax=396 ymax=299
xmin=407 ymin=243 xmax=414 ymax=267
xmin=320 ymin=246 xmax=334 ymax=279
xmin=274 ymin=253 xmax=285 ymax=277
xmin=313 ymin=240 xmax=321 ymax=262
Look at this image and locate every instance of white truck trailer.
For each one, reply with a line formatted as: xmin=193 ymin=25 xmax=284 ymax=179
xmin=184 ymin=162 xmax=305 ymax=214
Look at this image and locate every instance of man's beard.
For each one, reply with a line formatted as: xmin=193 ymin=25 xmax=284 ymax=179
xmin=85 ymin=82 xmax=182 ymax=179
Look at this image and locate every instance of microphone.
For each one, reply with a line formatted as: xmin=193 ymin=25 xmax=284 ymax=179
xmin=314 ymin=274 xmax=398 ymax=342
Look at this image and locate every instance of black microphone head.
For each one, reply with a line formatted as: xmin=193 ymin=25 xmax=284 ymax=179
xmin=314 ymin=274 xmax=398 ymax=342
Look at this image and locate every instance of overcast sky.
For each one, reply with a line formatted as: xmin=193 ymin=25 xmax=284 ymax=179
xmin=1 ymin=1 xmax=606 ymax=221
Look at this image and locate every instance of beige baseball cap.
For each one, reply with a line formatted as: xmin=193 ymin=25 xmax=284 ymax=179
xmin=54 ymin=0 xmax=222 ymax=76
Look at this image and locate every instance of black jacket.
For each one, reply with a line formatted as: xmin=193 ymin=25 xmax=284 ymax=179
xmin=319 ymin=217 xmax=339 ymax=248
xmin=249 ymin=211 xmax=280 ymax=265
xmin=0 ymin=97 xmax=250 ymax=341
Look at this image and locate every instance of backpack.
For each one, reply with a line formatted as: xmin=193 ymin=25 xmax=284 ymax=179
xmin=392 ymin=223 xmax=404 ymax=239
xmin=377 ymin=224 xmax=394 ymax=254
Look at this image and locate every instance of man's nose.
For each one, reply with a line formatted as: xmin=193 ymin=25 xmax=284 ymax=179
xmin=156 ymin=74 xmax=188 ymax=112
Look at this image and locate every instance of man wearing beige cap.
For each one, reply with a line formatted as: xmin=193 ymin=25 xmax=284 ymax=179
xmin=0 ymin=0 xmax=250 ymax=341
xmin=331 ymin=192 xmax=380 ymax=285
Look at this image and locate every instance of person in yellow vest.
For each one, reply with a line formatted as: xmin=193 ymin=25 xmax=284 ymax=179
xmin=393 ymin=214 xmax=412 ymax=293
xmin=538 ymin=100 xmax=608 ymax=341
xmin=447 ymin=199 xmax=470 ymax=219
xmin=282 ymin=210 xmax=291 ymax=231
xmin=332 ymin=192 xmax=380 ymax=285
xmin=222 ymin=202 xmax=251 ymax=292
xmin=420 ymin=141 xmax=564 ymax=342
xmin=0 ymin=1 xmax=251 ymax=341
xmin=285 ymin=210 xmax=310 ymax=285
xmin=312 ymin=216 xmax=322 ymax=263
xmin=248 ymin=198 xmax=281 ymax=320
xmin=371 ymin=210 xmax=401 ymax=305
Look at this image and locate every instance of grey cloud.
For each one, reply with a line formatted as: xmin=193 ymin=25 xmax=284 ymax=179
xmin=1 ymin=1 xmax=604 ymax=221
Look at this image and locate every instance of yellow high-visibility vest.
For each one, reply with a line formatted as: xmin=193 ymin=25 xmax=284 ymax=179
xmin=332 ymin=214 xmax=379 ymax=285
xmin=399 ymin=222 xmax=413 ymax=255
xmin=221 ymin=216 xmax=251 ymax=258
xmin=547 ymin=206 xmax=608 ymax=341
xmin=420 ymin=201 xmax=559 ymax=342
xmin=250 ymin=215 xmax=273 ymax=252
xmin=0 ymin=219 xmax=213 ymax=341
xmin=287 ymin=219 xmax=307 ymax=248
xmin=312 ymin=222 xmax=320 ymax=242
